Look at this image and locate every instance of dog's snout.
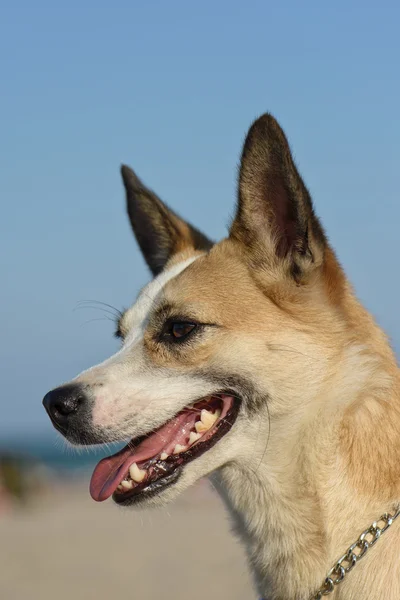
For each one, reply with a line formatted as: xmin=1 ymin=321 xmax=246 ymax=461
xmin=43 ymin=384 xmax=87 ymax=430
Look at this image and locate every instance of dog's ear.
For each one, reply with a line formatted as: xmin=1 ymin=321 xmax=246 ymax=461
xmin=121 ymin=165 xmax=213 ymax=275
xmin=230 ymin=114 xmax=326 ymax=281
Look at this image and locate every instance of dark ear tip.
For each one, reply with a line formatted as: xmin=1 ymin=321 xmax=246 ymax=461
xmin=248 ymin=113 xmax=285 ymax=137
xmin=120 ymin=163 xmax=133 ymax=179
xmin=120 ymin=164 xmax=143 ymax=190
xmin=243 ymin=113 xmax=289 ymax=157
xmin=254 ymin=112 xmax=278 ymax=125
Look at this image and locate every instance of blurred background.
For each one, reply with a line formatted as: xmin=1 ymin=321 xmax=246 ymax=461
xmin=1 ymin=1 xmax=399 ymax=599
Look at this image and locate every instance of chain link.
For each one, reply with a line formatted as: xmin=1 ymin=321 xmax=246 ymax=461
xmin=310 ymin=504 xmax=400 ymax=599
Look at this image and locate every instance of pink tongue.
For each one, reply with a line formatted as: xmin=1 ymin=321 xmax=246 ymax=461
xmin=90 ymin=411 xmax=195 ymax=502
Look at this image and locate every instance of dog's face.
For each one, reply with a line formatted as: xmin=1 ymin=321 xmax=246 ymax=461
xmin=43 ymin=115 xmax=346 ymax=507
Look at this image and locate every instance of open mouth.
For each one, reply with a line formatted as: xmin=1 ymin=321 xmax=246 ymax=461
xmin=89 ymin=393 xmax=240 ymax=505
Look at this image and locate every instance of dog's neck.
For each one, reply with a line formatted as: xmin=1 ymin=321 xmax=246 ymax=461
xmin=213 ymin=357 xmax=400 ymax=600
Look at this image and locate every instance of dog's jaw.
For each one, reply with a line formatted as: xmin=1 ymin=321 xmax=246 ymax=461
xmin=89 ymin=393 xmax=241 ymax=505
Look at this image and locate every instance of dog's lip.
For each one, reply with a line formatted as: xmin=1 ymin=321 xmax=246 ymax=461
xmin=90 ymin=411 xmax=197 ymax=502
xmin=113 ymin=466 xmax=183 ymax=506
xmin=89 ymin=392 xmax=241 ymax=503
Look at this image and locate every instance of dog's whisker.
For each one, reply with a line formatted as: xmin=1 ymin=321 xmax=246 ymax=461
xmin=74 ymin=305 xmax=121 ymax=319
xmin=80 ymin=317 xmax=115 ymax=327
xmin=76 ymin=299 xmax=123 ymax=317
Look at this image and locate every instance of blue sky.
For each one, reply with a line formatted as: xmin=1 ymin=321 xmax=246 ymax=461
xmin=1 ymin=0 xmax=399 ymax=438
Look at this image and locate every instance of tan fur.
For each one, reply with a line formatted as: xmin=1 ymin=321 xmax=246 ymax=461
xmin=50 ymin=115 xmax=400 ymax=600
xmin=98 ymin=236 xmax=400 ymax=598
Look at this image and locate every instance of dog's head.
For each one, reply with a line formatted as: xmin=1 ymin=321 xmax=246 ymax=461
xmin=43 ymin=114 xmax=347 ymax=506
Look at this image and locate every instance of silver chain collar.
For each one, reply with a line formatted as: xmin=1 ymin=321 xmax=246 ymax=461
xmin=310 ymin=504 xmax=400 ymax=599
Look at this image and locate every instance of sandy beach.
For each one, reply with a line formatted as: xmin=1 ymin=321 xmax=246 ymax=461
xmin=0 ymin=478 xmax=256 ymax=600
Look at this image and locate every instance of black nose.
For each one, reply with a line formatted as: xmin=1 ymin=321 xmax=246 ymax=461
xmin=43 ymin=384 xmax=87 ymax=430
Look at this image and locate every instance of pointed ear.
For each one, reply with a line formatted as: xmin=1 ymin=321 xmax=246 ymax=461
xmin=121 ymin=165 xmax=213 ymax=275
xmin=230 ymin=114 xmax=326 ymax=281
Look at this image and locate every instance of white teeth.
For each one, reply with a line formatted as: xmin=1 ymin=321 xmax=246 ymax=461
xmin=121 ymin=480 xmax=133 ymax=490
xmin=201 ymin=409 xmax=217 ymax=429
xmin=173 ymin=444 xmax=186 ymax=454
xmin=201 ymin=408 xmax=219 ymax=429
xmin=117 ymin=484 xmax=124 ymax=492
xmin=189 ymin=431 xmax=202 ymax=445
xmin=195 ymin=408 xmax=221 ymax=432
xmin=160 ymin=452 xmax=169 ymax=461
xmin=129 ymin=463 xmax=146 ymax=483
xmin=195 ymin=421 xmax=209 ymax=433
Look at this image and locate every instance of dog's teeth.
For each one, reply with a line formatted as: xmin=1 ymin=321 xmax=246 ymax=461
xmin=195 ymin=421 xmax=209 ymax=433
xmin=160 ymin=452 xmax=169 ymax=460
xmin=189 ymin=431 xmax=202 ymax=445
xmin=117 ymin=484 xmax=124 ymax=492
xmin=195 ymin=408 xmax=220 ymax=432
xmin=129 ymin=463 xmax=146 ymax=483
xmin=121 ymin=480 xmax=133 ymax=490
xmin=173 ymin=444 xmax=186 ymax=454
xmin=202 ymin=409 xmax=218 ymax=429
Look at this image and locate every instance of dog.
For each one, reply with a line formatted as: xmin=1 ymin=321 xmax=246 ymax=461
xmin=43 ymin=114 xmax=400 ymax=600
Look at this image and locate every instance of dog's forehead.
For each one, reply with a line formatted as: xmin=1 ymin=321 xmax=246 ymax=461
xmin=121 ymin=254 xmax=202 ymax=338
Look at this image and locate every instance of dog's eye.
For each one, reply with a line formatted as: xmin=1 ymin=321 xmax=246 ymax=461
xmin=164 ymin=321 xmax=197 ymax=342
xmin=171 ymin=322 xmax=197 ymax=339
